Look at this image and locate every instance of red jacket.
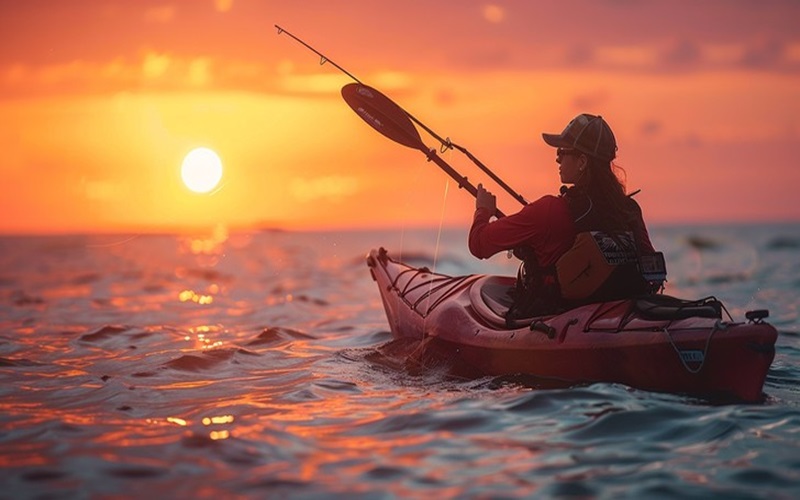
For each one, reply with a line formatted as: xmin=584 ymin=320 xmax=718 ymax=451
xmin=469 ymin=194 xmax=655 ymax=266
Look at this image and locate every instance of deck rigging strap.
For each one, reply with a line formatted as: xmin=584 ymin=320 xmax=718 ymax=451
xmin=663 ymin=320 xmax=724 ymax=374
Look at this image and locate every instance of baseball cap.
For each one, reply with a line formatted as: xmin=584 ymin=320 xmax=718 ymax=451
xmin=542 ymin=114 xmax=617 ymax=161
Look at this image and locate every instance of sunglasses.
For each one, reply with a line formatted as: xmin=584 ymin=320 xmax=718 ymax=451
xmin=556 ymin=148 xmax=581 ymax=161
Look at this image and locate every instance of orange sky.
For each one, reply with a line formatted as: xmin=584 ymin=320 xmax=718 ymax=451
xmin=1 ymin=0 xmax=799 ymax=234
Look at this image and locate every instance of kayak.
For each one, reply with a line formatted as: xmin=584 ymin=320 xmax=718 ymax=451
xmin=366 ymin=247 xmax=778 ymax=402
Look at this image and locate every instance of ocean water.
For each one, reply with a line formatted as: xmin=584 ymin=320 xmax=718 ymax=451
xmin=1 ymin=223 xmax=799 ymax=499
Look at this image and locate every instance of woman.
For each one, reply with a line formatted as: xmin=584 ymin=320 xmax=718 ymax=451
xmin=468 ymin=114 xmax=660 ymax=319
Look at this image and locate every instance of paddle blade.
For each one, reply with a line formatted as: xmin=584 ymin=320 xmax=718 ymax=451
xmin=341 ymin=83 xmax=425 ymax=150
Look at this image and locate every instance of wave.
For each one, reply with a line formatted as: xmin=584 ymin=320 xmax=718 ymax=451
xmin=162 ymin=348 xmax=252 ymax=372
xmin=247 ymin=326 xmax=315 ymax=346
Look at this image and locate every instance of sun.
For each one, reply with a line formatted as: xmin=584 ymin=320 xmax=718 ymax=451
xmin=181 ymin=147 xmax=223 ymax=193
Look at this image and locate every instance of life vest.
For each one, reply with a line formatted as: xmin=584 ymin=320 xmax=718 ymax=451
xmin=506 ymin=189 xmax=665 ymax=322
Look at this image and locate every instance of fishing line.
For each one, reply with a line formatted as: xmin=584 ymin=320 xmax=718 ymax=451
xmin=423 ymin=144 xmax=459 ymax=337
xmin=431 ymin=175 xmax=450 ymax=278
xmin=419 ymin=169 xmax=451 ymax=338
xmin=430 ymin=144 xmax=458 ymax=276
xmin=395 ymin=153 xmax=433 ymax=265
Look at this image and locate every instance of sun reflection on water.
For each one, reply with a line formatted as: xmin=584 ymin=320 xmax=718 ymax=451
xmin=203 ymin=415 xmax=235 ymax=425
xmin=157 ymin=415 xmax=235 ymax=441
xmin=166 ymin=417 xmax=188 ymax=427
xmin=180 ymin=224 xmax=229 ymax=256
xmin=209 ymin=430 xmax=230 ymax=440
xmin=184 ymin=325 xmax=225 ymax=350
xmin=202 ymin=414 xmax=235 ymax=441
xmin=178 ymin=289 xmax=215 ymax=304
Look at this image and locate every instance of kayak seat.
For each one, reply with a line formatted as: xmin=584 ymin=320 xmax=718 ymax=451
xmin=634 ymin=294 xmax=723 ymax=320
xmin=471 ymin=276 xmax=522 ymax=327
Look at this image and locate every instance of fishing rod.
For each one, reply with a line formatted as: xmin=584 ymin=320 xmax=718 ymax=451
xmin=275 ymin=25 xmax=529 ymax=208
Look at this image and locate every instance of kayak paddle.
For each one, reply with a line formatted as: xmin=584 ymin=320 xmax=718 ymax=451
xmin=341 ymin=83 xmax=506 ymax=219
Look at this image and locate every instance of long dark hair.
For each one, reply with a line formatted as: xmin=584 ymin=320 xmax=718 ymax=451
xmin=578 ymin=156 xmax=639 ymax=232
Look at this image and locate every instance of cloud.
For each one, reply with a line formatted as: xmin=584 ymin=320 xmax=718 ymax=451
xmin=702 ymin=43 xmax=746 ymax=65
xmin=142 ymin=53 xmax=171 ymax=79
xmin=662 ymin=40 xmax=702 ymax=66
xmin=144 ymin=5 xmax=176 ymax=24
xmin=564 ymin=45 xmax=594 ymax=66
xmin=787 ymin=43 xmax=800 ymax=63
xmin=741 ymin=39 xmax=785 ymax=68
xmin=0 ymin=53 xmax=278 ymax=97
xmin=278 ymin=73 xmax=352 ymax=95
xmin=457 ymin=47 xmax=513 ymax=69
xmin=552 ymin=38 xmax=800 ymax=73
xmin=188 ymin=58 xmax=212 ymax=86
xmin=1 ymin=60 xmax=137 ymax=95
xmin=594 ymin=45 xmax=659 ymax=68
xmin=483 ymin=4 xmax=506 ymax=23
xmin=276 ymin=70 xmax=412 ymax=96
xmin=215 ymin=0 xmax=234 ymax=13
xmin=677 ymin=133 xmax=704 ymax=148
xmin=290 ymin=176 xmax=359 ymax=203
xmin=572 ymin=90 xmax=610 ymax=111
xmin=639 ymin=120 xmax=663 ymax=137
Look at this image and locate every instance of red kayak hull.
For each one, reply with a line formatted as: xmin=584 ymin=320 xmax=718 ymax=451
xmin=367 ymin=248 xmax=777 ymax=402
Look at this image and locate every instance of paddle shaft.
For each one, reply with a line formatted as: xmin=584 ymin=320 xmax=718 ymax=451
xmin=422 ymin=148 xmax=506 ymax=219
xmin=276 ymin=26 xmax=526 ymax=210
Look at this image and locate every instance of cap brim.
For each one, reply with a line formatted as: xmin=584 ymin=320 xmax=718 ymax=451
xmin=542 ymin=132 xmax=571 ymax=148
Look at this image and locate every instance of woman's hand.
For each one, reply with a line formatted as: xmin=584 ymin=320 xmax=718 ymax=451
xmin=476 ymin=183 xmax=496 ymax=213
